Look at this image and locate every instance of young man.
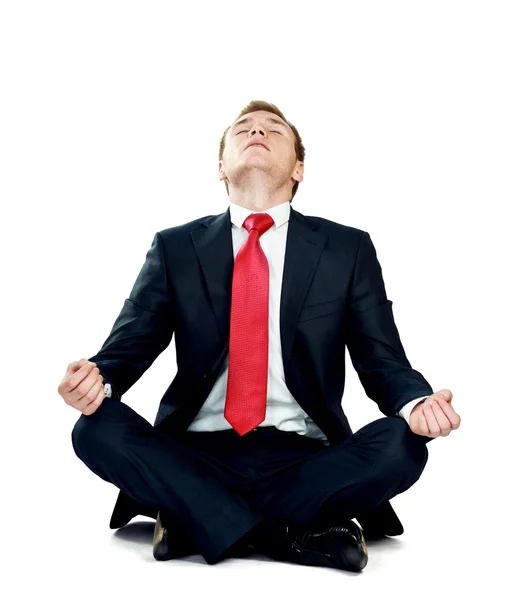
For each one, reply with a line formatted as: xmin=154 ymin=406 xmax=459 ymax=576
xmin=60 ymin=100 xmax=460 ymax=572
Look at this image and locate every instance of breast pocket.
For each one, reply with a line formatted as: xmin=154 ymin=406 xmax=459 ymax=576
xmin=298 ymin=298 xmax=345 ymax=323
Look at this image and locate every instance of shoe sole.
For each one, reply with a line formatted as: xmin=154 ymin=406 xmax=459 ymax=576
xmin=152 ymin=515 xmax=172 ymax=561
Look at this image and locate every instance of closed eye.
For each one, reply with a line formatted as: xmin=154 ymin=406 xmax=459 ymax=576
xmin=236 ymin=130 xmax=282 ymax=135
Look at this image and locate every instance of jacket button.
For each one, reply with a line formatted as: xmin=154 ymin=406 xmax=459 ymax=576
xmin=203 ymin=374 xmax=208 ymax=380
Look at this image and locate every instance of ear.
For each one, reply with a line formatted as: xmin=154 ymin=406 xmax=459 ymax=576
xmin=218 ymin=160 xmax=227 ymax=182
xmin=292 ymin=161 xmax=304 ymax=184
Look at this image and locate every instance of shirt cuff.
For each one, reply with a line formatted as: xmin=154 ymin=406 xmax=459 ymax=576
xmin=398 ymin=396 xmax=428 ymax=423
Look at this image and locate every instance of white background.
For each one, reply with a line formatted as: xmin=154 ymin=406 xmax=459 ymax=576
xmin=1 ymin=1 xmax=522 ymax=597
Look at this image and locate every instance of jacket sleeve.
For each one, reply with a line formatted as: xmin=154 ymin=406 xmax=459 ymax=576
xmin=88 ymin=232 xmax=174 ymax=401
xmin=345 ymin=231 xmax=434 ymax=417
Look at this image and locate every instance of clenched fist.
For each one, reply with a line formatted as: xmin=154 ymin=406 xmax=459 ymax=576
xmin=58 ymin=358 xmax=106 ymax=415
xmin=409 ymin=389 xmax=461 ymax=438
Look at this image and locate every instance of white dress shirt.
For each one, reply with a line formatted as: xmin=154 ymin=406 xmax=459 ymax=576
xmin=186 ymin=201 xmax=426 ymax=439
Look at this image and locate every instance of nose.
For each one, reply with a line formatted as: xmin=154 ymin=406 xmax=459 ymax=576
xmin=249 ymin=123 xmax=267 ymax=138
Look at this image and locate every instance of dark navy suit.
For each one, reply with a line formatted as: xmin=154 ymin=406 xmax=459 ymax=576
xmin=72 ymin=205 xmax=434 ymax=564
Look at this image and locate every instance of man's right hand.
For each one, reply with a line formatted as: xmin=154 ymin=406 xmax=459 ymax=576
xmin=58 ymin=359 xmax=106 ymax=415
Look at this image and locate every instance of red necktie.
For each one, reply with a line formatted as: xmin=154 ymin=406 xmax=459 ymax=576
xmin=225 ymin=212 xmax=275 ymax=436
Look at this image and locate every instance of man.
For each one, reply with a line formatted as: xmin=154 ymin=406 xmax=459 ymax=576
xmin=60 ymin=100 xmax=461 ymax=573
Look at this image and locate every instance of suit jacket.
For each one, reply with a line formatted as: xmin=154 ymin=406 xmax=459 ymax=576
xmin=89 ymin=205 xmax=434 ymax=530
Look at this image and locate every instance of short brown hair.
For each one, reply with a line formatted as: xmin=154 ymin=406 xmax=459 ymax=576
xmin=219 ymin=100 xmax=306 ymax=203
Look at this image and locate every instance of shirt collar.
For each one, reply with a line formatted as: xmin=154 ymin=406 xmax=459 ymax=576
xmin=229 ymin=200 xmax=290 ymax=229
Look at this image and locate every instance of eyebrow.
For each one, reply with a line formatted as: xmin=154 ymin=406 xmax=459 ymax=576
xmin=232 ymin=116 xmax=289 ymax=129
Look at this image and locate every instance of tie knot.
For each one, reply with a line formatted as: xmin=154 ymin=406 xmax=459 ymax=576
xmin=243 ymin=212 xmax=274 ymax=236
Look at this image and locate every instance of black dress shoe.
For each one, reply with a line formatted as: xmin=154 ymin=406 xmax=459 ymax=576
xmin=268 ymin=517 xmax=368 ymax=572
xmin=152 ymin=509 xmax=199 ymax=561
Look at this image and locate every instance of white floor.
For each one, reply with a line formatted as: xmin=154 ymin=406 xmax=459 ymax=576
xmin=9 ymin=506 xmax=516 ymax=600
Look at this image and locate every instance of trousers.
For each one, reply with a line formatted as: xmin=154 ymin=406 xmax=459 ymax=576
xmin=71 ymin=397 xmax=429 ymax=564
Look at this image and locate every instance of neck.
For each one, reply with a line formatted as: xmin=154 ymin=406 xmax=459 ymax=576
xmin=228 ymin=172 xmax=292 ymax=212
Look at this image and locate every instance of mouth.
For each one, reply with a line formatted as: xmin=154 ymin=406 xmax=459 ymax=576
xmin=245 ymin=143 xmax=269 ymax=151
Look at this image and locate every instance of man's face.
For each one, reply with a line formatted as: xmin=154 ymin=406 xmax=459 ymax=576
xmin=219 ymin=110 xmax=303 ymax=191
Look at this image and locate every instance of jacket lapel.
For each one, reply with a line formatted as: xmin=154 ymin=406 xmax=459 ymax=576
xmin=190 ymin=207 xmax=234 ymax=342
xmin=280 ymin=207 xmax=328 ymax=363
xmin=190 ymin=205 xmax=328 ymax=363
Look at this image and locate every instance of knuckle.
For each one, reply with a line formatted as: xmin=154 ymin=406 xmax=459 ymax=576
xmin=78 ymin=382 xmax=91 ymax=397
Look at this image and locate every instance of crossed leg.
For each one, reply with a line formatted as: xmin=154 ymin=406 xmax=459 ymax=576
xmin=249 ymin=417 xmax=429 ymax=529
xmin=71 ymin=398 xmax=264 ymax=564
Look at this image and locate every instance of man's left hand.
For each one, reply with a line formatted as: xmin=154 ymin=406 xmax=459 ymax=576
xmin=409 ymin=389 xmax=461 ymax=438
